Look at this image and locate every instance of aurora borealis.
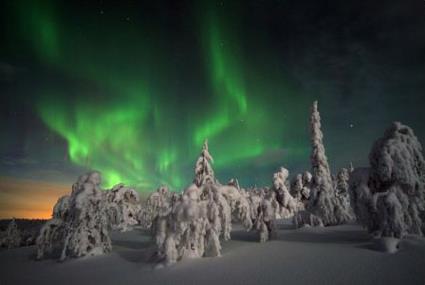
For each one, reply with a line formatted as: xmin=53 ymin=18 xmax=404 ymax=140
xmin=1 ymin=0 xmax=424 ymax=218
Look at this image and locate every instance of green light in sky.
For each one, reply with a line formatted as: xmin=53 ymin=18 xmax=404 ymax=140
xmin=14 ymin=1 xmax=60 ymax=62
xmin=193 ymin=11 xmax=249 ymax=146
xmin=13 ymin=1 xmax=310 ymax=192
xmin=209 ymin=22 xmax=248 ymax=114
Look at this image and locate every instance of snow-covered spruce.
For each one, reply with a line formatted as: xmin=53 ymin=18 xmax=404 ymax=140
xmin=155 ymin=183 xmax=232 ymax=265
xmin=247 ymin=188 xmax=264 ymax=222
xmin=349 ymin=122 xmax=425 ymax=251
xmin=52 ymin=195 xmax=70 ymax=220
xmin=33 ymin=195 xmax=70 ymax=256
xmin=302 ymin=172 xmax=313 ymax=203
xmin=36 ymin=171 xmax=112 ymax=260
xmin=0 ymin=219 xmax=22 ymax=249
xmin=193 ymin=141 xmax=252 ymax=231
xmin=272 ymin=167 xmax=297 ymax=218
xmin=302 ymin=101 xmax=353 ymax=226
xmin=254 ymin=191 xmax=277 ymax=242
xmin=142 ymin=185 xmax=173 ymax=230
xmin=291 ymin=174 xmax=304 ymax=204
xmin=35 ymin=218 xmax=66 ymax=259
xmin=335 ymin=168 xmax=354 ymax=218
xmin=105 ymin=184 xmax=142 ymax=232
xmin=219 ymin=183 xmax=253 ymax=231
xmin=194 ymin=139 xmax=216 ymax=187
xmin=154 ymin=140 xmax=257 ymax=264
xmin=291 ymin=172 xmax=313 ymax=211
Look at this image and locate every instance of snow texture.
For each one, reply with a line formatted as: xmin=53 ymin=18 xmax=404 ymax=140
xmin=2 ymin=223 xmax=425 ymax=285
xmin=291 ymin=172 xmax=313 ymax=212
xmin=154 ymin=183 xmax=232 ymax=265
xmin=305 ymin=101 xmax=353 ymax=226
xmin=335 ymin=168 xmax=355 ymax=218
xmin=142 ymin=186 xmax=172 ymax=230
xmin=272 ymin=167 xmax=297 ymax=218
xmin=374 ymin=236 xmax=401 ymax=253
xmin=254 ymin=192 xmax=277 ymax=242
xmin=105 ymin=184 xmax=142 ymax=232
xmin=36 ymin=171 xmax=112 ymax=260
xmin=219 ymin=183 xmax=253 ymax=230
xmin=153 ymin=141 xmax=256 ymax=264
xmin=350 ymin=122 xmax=425 ymax=242
xmin=194 ymin=139 xmax=216 ymax=187
xmin=52 ymin=195 xmax=70 ymax=220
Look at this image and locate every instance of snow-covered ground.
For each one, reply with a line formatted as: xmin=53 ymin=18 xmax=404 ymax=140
xmin=1 ymin=222 xmax=424 ymax=285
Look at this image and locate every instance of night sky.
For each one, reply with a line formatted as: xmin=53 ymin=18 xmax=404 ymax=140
xmin=1 ymin=0 xmax=424 ymax=218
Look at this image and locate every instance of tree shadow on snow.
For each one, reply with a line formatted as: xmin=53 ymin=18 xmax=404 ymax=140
xmin=276 ymin=228 xmax=371 ymax=245
xmin=112 ymin=238 xmax=158 ymax=265
xmin=110 ymin=229 xmax=158 ymax=265
xmin=230 ymin=229 xmax=259 ymax=242
xmin=112 ymin=240 xmax=154 ymax=250
xmin=114 ymin=246 xmax=158 ymax=264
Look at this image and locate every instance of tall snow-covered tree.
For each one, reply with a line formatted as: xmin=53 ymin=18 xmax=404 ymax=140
xmin=307 ymin=101 xmax=352 ymax=225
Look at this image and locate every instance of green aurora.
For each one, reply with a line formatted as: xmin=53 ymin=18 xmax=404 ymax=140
xmin=1 ymin=0 xmax=424 ymax=221
xmin=5 ymin=1 xmax=311 ymax=191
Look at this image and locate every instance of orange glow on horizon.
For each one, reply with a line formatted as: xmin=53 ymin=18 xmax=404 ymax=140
xmin=0 ymin=177 xmax=70 ymax=219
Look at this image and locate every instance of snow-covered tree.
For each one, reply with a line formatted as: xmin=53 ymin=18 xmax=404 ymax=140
xmin=227 ymin=178 xmax=240 ymax=190
xmin=291 ymin=172 xmax=311 ymax=210
xmin=306 ymin=101 xmax=352 ymax=226
xmin=336 ymin=168 xmax=350 ymax=195
xmin=219 ymin=184 xmax=253 ymax=230
xmin=302 ymin=172 xmax=312 ymax=200
xmin=105 ymin=184 xmax=142 ymax=232
xmin=350 ymin=122 xmax=425 ymax=247
xmin=0 ymin=219 xmax=22 ymax=249
xmin=335 ymin=168 xmax=354 ymax=217
xmin=193 ymin=141 xmax=252 ymax=230
xmin=141 ymin=186 xmax=172 ymax=230
xmin=36 ymin=171 xmax=112 ymax=260
xmin=248 ymin=189 xmax=263 ymax=222
xmin=59 ymin=171 xmax=111 ymax=260
xmin=255 ymin=192 xmax=277 ymax=242
xmin=155 ymin=183 xmax=232 ymax=265
xmin=52 ymin=195 xmax=70 ymax=220
xmin=293 ymin=210 xmax=324 ymax=228
xmin=291 ymin=174 xmax=304 ymax=201
xmin=36 ymin=219 xmax=65 ymax=259
xmin=272 ymin=167 xmax=297 ymax=218
xmin=194 ymin=139 xmax=216 ymax=187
